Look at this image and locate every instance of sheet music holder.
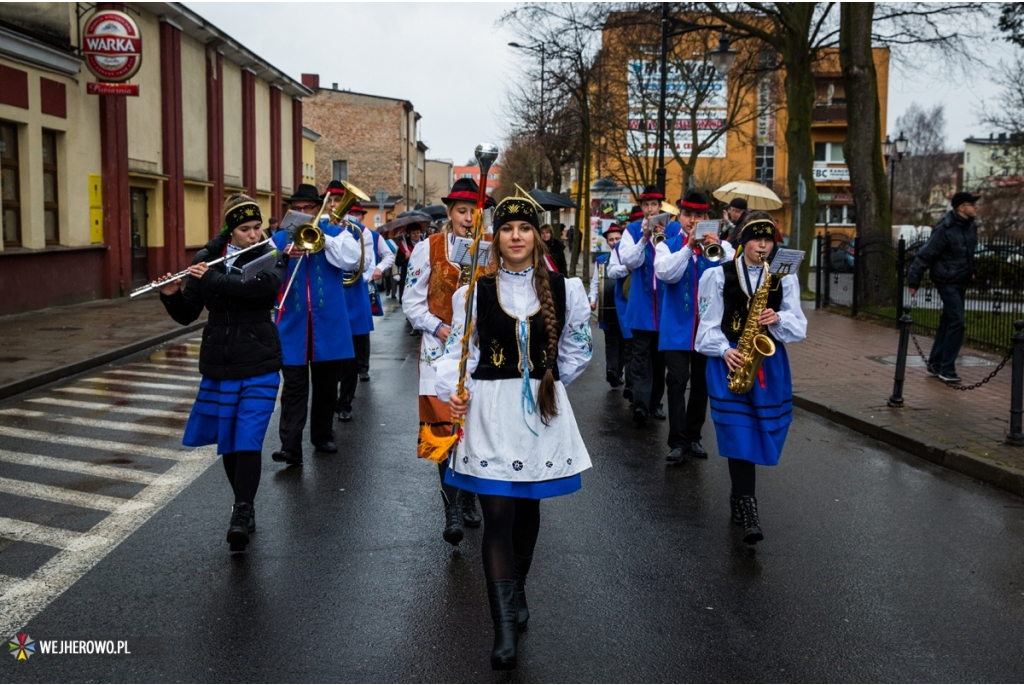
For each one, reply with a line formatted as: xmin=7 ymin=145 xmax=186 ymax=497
xmin=451 ymin=236 xmax=492 ymax=267
xmin=240 ymin=249 xmax=280 ymax=282
xmin=279 ymin=211 xmax=314 ymax=240
xmin=769 ymin=248 xmax=805 ymax=276
xmin=693 ymin=220 xmax=722 ymax=240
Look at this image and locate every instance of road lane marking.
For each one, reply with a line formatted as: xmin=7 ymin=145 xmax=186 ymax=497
xmin=0 ymin=446 xmax=219 ymax=637
xmin=0 ymin=426 xmax=188 ymax=461
xmin=26 ymin=397 xmax=190 ymax=420
xmin=131 ymin=362 xmax=200 ymax=371
xmin=0 ymin=409 xmax=182 ymax=437
xmin=76 ymin=378 xmax=198 ymax=392
xmin=54 ymin=387 xmax=194 ymax=404
xmin=0 ymin=516 xmax=102 ymax=552
xmin=101 ymin=369 xmax=200 ymax=382
xmin=0 ymin=476 xmax=142 ymax=513
xmin=0 ymin=450 xmax=159 ymax=485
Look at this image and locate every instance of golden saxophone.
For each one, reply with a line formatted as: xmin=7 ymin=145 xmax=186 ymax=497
xmin=726 ymin=255 xmax=777 ymax=394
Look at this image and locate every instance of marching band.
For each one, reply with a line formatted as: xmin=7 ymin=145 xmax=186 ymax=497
xmin=146 ymin=152 xmax=805 ymax=671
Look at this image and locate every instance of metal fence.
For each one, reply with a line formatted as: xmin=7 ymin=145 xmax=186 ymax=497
xmin=815 ymin=232 xmax=1024 ymax=353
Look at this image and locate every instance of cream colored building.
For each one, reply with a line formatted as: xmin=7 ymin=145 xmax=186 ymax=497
xmin=0 ymin=2 xmax=310 ymax=314
xmin=425 ymin=159 xmax=453 ymax=205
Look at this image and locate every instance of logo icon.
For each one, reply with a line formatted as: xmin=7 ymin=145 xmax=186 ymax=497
xmin=82 ymin=10 xmax=142 ymax=82
xmin=8 ymin=633 xmax=35 ymax=660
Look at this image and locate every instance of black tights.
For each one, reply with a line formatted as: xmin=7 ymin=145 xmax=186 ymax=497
xmin=728 ymin=458 xmax=756 ymax=498
xmin=222 ymin=451 xmax=262 ymax=504
xmin=478 ymin=495 xmax=541 ymax=583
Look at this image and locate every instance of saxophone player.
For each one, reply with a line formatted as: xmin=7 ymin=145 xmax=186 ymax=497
xmin=694 ymin=212 xmax=807 ymax=545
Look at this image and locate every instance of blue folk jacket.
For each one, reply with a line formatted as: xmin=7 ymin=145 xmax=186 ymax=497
xmin=658 ymin=233 xmax=722 ymax=351
xmin=623 ymin=219 xmax=680 ymax=333
xmin=343 ymin=223 xmax=374 ymax=336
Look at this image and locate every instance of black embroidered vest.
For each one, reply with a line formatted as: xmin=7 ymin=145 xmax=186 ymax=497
xmin=721 ymin=261 xmax=784 ymax=343
xmin=472 ymin=272 xmax=567 ymax=381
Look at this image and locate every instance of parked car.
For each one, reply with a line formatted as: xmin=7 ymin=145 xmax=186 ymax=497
xmin=829 ymin=239 xmax=855 ymax=273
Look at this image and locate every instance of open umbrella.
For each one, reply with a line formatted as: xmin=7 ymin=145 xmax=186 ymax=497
xmin=713 ymin=180 xmax=783 ymax=211
xmin=420 ymin=204 xmax=449 ymax=220
xmin=528 ymin=188 xmax=578 ymax=211
xmin=378 ymin=211 xmax=432 ymax=239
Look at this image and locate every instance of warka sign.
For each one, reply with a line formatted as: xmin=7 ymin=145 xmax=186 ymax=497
xmin=82 ymin=9 xmax=142 ymax=94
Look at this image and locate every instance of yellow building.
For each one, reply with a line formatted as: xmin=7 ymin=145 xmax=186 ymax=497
xmin=595 ymin=13 xmax=890 ymax=242
xmin=0 ymin=3 xmax=309 ymax=315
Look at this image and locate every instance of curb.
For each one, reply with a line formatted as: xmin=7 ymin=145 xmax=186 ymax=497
xmin=0 ymin=321 xmax=206 ymax=402
xmin=792 ymin=391 xmax=1024 ymax=499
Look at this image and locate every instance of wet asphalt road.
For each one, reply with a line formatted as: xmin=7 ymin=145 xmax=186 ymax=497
xmin=3 ymin=302 xmax=1024 ymax=683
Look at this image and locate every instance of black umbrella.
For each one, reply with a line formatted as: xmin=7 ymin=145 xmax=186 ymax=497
xmin=379 ymin=211 xmax=432 ymax=239
xmin=528 ymin=189 xmax=578 ymax=211
xmin=420 ymin=204 xmax=449 ymax=220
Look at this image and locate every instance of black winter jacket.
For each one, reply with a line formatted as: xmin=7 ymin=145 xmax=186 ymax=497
xmin=906 ymin=209 xmax=977 ymax=288
xmin=160 ymin=232 xmax=288 ymax=380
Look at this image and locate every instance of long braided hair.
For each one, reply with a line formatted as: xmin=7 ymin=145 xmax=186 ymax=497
xmin=489 ymin=226 xmax=560 ymax=425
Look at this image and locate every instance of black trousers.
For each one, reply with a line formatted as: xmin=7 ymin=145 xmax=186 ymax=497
xmin=628 ymin=330 xmax=665 ymax=411
xmin=338 ymin=334 xmax=369 ymax=411
xmin=279 ymin=360 xmax=340 ymax=457
xmin=603 ymin=320 xmax=627 ymax=382
xmin=623 ymin=337 xmax=634 ymax=392
xmin=664 ymin=350 xmax=709 ymax=449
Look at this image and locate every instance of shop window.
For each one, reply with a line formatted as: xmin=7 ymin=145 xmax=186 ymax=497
xmin=42 ymin=129 xmax=59 ymax=244
xmin=1 ymin=121 xmax=19 ymax=246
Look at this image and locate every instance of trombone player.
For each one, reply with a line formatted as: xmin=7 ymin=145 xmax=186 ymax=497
xmin=270 ymin=183 xmax=363 ymax=466
xmin=654 ymin=190 xmax=734 ymax=463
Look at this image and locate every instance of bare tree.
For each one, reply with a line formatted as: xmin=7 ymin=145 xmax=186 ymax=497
xmin=978 ymin=57 xmax=1024 ymax=176
xmin=892 ymin=102 xmax=951 ymax=224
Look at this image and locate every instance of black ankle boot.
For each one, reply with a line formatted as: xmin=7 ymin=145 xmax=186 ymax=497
xmin=738 ymin=495 xmax=763 ymax=544
xmin=729 ymin=496 xmax=742 ymax=524
xmin=513 ymin=555 xmax=533 ymax=630
xmin=227 ymin=502 xmax=253 ymax=551
xmin=442 ymin=490 xmax=464 ymax=546
xmin=462 ymin=491 xmax=481 ymax=528
xmin=486 ymin=580 xmax=518 ymax=670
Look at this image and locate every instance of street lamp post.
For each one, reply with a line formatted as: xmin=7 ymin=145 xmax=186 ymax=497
xmin=883 ymin=131 xmax=909 ymax=218
xmin=654 ymin=5 xmax=737 ymax=196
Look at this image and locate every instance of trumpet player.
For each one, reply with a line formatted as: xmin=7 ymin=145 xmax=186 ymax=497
xmin=156 ymin=194 xmax=288 ymax=551
xmin=270 ymin=183 xmax=363 ymax=466
xmin=654 ymin=190 xmax=735 ymax=464
xmin=694 ymin=212 xmax=806 ymax=545
xmin=618 ymin=185 xmax=678 ymax=427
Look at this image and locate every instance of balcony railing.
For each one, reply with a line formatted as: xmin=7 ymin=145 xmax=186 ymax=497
xmin=812 ymin=105 xmax=847 ymax=123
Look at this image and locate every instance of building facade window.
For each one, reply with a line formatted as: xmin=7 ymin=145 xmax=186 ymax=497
xmin=332 ymin=160 xmax=347 ymax=181
xmin=42 ymin=129 xmax=59 ymax=244
xmin=814 ymin=141 xmax=845 ymax=163
xmin=754 ymin=144 xmax=775 ymax=189
xmin=1 ymin=121 xmax=20 ymax=247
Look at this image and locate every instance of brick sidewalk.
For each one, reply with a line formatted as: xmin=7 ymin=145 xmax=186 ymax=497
xmin=0 ymin=296 xmax=205 ymax=398
xmin=791 ymin=307 xmax=1024 ymax=483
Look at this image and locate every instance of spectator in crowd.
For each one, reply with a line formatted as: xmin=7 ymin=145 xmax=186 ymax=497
xmin=540 ymin=223 xmax=567 ymax=275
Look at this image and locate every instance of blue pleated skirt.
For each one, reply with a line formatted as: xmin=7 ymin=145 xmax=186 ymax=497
xmin=706 ymin=344 xmax=793 ymax=466
xmin=444 ymin=469 xmax=582 ymax=499
xmin=182 ymin=371 xmax=280 ymax=454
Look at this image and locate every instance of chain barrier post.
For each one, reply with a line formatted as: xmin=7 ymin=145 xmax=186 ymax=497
xmin=895 ymin=237 xmax=905 ymax=313
xmin=851 ymin=234 xmax=860 ymax=317
xmin=887 ymin=306 xmax=913 ymax=408
xmin=815 ymin=234 xmax=822 ymax=309
xmin=1007 ymin=320 xmax=1024 ymax=445
xmin=823 ymin=230 xmax=831 ymax=308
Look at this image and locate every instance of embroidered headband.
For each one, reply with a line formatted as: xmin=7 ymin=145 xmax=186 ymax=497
xmin=739 ymin=218 xmax=777 ymax=243
xmin=224 ymin=202 xmax=262 ymax=232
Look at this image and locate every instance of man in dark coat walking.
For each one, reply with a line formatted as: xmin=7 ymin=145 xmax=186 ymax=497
xmin=907 ymin=191 xmax=980 ymax=384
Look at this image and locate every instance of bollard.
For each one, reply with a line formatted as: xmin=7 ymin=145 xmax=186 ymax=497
xmin=887 ymin=306 xmax=913 ymax=408
xmin=1006 ymin=320 xmax=1024 ymax=445
xmin=815 ymin=235 xmax=822 ymax=310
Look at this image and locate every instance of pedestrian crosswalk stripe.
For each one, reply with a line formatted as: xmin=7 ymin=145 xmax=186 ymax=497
xmin=26 ymin=398 xmax=189 ymax=419
xmin=77 ymin=378 xmax=199 ymax=392
xmin=0 ymin=426 xmax=188 ymax=461
xmin=0 ymin=476 xmax=143 ymax=513
xmin=54 ymin=386 xmax=193 ymax=405
xmin=0 ymin=449 xmax=159 ymax=485
xmin=0 ymin=515 xmax=103 ymax=552
xmin=101 ymin=369 xmax=200 ymax=382
xmin=0 ymin=445 xmax=219 ymax=637
xmin=132 ymin=362 xmax=200 ymax=371
xmin=0 ymin=409 xmax=182 ymax=437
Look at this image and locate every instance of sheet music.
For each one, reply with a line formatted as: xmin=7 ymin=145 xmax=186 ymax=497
xmin=648 ymin=213 xmax=672 ymax=232
xmin=770 ymin=248 xmax=805 ymax=276
xmin=451 ymin=236 xmax=492 ymax=267
xmin=240 ymin=250 xmax=279 ymax=282
xmin=693 ymin=220 xmax=722 ymax=240
xmin=279 ymin=211 xmax=314 ymax=239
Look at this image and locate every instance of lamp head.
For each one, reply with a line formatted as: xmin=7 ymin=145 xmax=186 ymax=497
xmin=475 ymin=143 xmax=499 ymax=174
xmin=709 ymin=31 xmax=738 ymax=76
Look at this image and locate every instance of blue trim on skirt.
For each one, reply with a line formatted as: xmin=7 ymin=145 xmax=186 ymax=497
xmin=444 ymin=469 xmax=582 ymax=499
xmin=183 ymin=371 xmax=279 ymax=454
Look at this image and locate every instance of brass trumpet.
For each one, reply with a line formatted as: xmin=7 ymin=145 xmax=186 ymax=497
xmin=692 ymin=237 xmax=725 ymax=262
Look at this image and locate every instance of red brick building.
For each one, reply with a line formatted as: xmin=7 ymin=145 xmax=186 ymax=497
xmin=300 ymin=74 xmax=426 ymax=225
xmin=453 ymin=163 xmax=501 ymax=196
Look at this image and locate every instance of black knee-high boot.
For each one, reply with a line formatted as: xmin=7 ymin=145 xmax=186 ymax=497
xmin=487 ymin=580 xmax=518 ymax=670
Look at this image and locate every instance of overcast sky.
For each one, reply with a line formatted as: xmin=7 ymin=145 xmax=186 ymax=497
xmin=186 ymin=2 xmax=1018 ymax=162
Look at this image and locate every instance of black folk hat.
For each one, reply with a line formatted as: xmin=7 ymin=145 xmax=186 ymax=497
xmin=603 ymin=223 xmax=623 ymax=238
xmin=286 ymin=184 xmax=322 ymax=205
xmin=678 ymin=190 xmax=710 ymax=212
xmin=639 ymin=185 xmax=665 ymax=201
xmin=443 ymin=178 xmax=481 ymax=206
xmin=628 ymin=205 xmax=644 ymax=221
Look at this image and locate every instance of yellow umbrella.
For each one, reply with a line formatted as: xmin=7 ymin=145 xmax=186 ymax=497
xmin=713 ymin=180 xmax=783 ymax=211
